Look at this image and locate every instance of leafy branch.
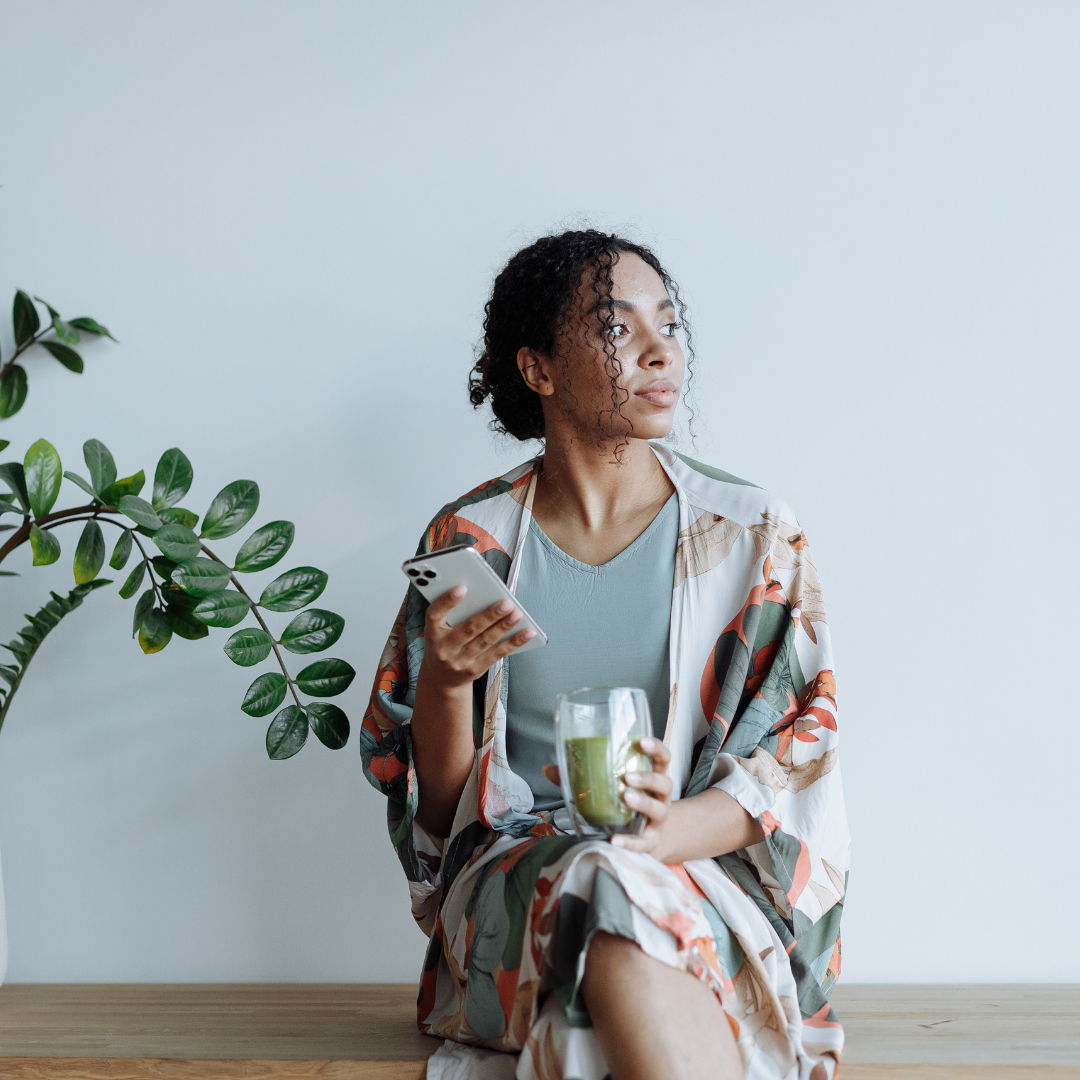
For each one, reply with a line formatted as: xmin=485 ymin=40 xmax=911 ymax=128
xmin=0 ymin=294 xmax=354 ymax=760
xmin=0 ymin=290 xmax=114 ymax=427
xmin=0 ymin=580 xmax=112 ymax=733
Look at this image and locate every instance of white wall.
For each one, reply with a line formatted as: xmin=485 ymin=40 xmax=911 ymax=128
xmin=0 ymin=0 xmax=1076 ymax=985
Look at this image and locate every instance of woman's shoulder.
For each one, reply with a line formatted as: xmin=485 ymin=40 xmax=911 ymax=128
xmin=662 ymin=447 xmax=803 ymax=530
xmin=421 ymin=456 xmax=539 ymax=554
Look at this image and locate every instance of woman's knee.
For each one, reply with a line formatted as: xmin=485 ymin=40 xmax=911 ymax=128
xmin=583 ymin=931 xmax=646 ymax=983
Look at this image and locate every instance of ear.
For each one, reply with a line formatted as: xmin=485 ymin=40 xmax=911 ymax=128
xmin=516 ymin=347 xmax=555 ymax=397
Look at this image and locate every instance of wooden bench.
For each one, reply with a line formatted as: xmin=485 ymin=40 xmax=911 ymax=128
xmin=0 ymin=984 xmax=1076 ymax=1078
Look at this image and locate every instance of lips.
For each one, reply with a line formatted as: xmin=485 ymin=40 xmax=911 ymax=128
xmin=635 ymin=382 xmax=679 ymax=407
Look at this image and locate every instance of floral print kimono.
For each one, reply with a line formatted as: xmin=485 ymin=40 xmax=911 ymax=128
xmin=361 ymin=444 xmax=849 ymax=1080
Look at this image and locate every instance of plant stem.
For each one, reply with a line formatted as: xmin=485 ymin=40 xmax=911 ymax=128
xmin=0 ymin=323 xmax=56 ymax=383
xmin=129 ymin=530 xmax=164 ymax=607
xmin=0 ymin=505 xmax=163 ymax=606
xmin=199 ymin=544 xmax=302 ymax=710
xmin=0 ymin=502 xmax=108 ymax=565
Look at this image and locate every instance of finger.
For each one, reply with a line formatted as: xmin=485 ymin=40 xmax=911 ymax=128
xmin=624 ymin=771 xmax=672 ymax=800
xmin=610 ymin=832 xmax=653 ymax=853
xmin=465 ymin=607 xmax=523 ymax=655
xmin=622 ymin=788 xmax=668 ymax=825
xmin=639 ymin=736 xmax=671 ymax=772
xmin=478 ymin=627 xmax=536 ymax=667
xmin=541 ymin=764 xmax=561 ymax=786
xmin=452 ymin=599 xmax=518 ymax=645
xmin=426 ymin=585 xmax=467 ymax=627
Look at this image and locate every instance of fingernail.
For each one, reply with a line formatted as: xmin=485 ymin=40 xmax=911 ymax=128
xmin=624 ymin=790 xmax=641 ymax=805
xmin=625 ymin=772 xmax=642 ymax=785
xmin=497 ymin=600 xmax=513 ymax=613
xmin=451 ymin=586 xmax=466 ymax=597
xmin=507 ymin=609 xmax=522 ymax=623
xmin=641 ymin=737 xmax=656 ymax=750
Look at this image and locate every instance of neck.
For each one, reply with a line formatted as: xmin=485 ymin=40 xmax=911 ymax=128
xmin=534 ymin=428 xmax=673 ymax=532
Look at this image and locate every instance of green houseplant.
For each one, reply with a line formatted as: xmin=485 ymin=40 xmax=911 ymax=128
xmin=0 ymin=288 xmax=361 ymax=983
xmin=0 ymin=289 xmax=357 ymax=758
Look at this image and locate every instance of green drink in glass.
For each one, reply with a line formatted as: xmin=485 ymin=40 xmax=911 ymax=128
xmin=555 ymin=687 xmax=653 ymax=837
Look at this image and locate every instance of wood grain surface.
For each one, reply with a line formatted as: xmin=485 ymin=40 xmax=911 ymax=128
xmin=0 ymin=983 xmax=1076 ymax=1077
xmin=0 ymin=985 xmax=435 ymax=1061
xmin=830 ymin=984 xmax=1080 ymax=1066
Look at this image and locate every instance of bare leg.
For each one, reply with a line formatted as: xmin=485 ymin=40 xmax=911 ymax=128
xmin=580 ymin=931 xmax=743 ymax=1080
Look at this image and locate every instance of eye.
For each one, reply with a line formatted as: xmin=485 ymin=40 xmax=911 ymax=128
xmin=661 ymin=321 xmax=680 ymax=337
xmin=609 ymin=323 xmax=629 ymax=338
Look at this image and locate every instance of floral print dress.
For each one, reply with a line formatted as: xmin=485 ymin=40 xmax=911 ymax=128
xmin=361 ymin=445 xmax=849 ymax=1080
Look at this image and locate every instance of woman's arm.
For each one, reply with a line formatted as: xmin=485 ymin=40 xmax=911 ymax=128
xmin=412 ymin=587 xmax=535 ymax=838
xmin=543 ymin=740 xmax=764 ymax=863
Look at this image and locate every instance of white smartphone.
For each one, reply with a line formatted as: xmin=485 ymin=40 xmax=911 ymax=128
xmin=402 ymin=545 xmax=548 ymax=655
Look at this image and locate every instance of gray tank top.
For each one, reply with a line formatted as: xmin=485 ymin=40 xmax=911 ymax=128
xmin=505 ymin=493 xmax=679 ymax=812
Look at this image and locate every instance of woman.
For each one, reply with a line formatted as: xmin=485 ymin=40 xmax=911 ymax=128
xmin=362 ymin=231 xmax=849 ymax=1080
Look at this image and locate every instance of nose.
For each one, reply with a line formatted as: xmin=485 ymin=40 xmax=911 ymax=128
xmin=641 ymin=328 xmax=675 ymax=369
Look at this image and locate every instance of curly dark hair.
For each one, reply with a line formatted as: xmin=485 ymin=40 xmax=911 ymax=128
xmin=468 ymin=229 xmax=694 ymax=444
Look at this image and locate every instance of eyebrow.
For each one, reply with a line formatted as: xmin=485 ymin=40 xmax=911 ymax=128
xmin=607 ymin=297 xmax=675 ymax=313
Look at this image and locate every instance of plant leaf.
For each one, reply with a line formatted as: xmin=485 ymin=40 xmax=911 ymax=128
xmin=167 ymin=603 xmax=209 ymax=640
xmin=138 ymin=607 xmax=173 ymax=653
xmin=35 ymin=296 xmax=60 ymax=321
xmin=152 ymin=555 xmax=177 ymax=578
xmin=223 ymin=627 xmax=272 ymax=666
xmin=131 ymin=588 xmax=154 ymax=635
xmin=295 ymin=658 xmax=355 ymax=698
xmin=29 ymin=523 xmax=60 ymax=565
xmin=50 ymin=317 xmax=80 ymax=346
xmin=152 ymin=448 xmax=193 ymax=511
xmin=266 ymin=705 xmax=308 ymax=760
xmin=12 ymin=291 xmax=39 ymax=346
xmin=233 ymin=520 xmax=294 ymax=573
xmin=119 ymin=559 xmax=146 ymax=599
xmin=156 ymin=506 xmax=199 ymax=530
xmin=0 ymin=364 xmax=28 ymax=418
xmin=306 ymin=702 xmax=350 ymax=749
xmin=200 ymin=480 xmax=259 ymax=540
xmin=279 ymin=608 xmax=344 ymax=654
xmin=171 ymin=557 xmax=230 ymax=596
xmin=152 ymin=522 xmax=201 ymax=561
xmin=0 ymin=440 xmax=7 ymax=452
xmin=73 ymin=520 xmax=105 ymax=584
xmin=63 ymin=470 xmax=99 ymax=501
xmin=23 ymin=439 xmax=62 ymax=518
xmin=118 ymin=494 xmax=162 ymax=530
xmin=99 ymin=469 xmax=145 ymax=506
xmin=83 ymin=439 xmax=117 ymax=496
xmin=192 ymin=589 xmax=249 ymax=627
xmin=156 ymin=506 xmax=199 ymax=529
xmin=109 ymin=528 xmax=133 ymax=570
xmin=258 ymin=566 xmax=327 ymax=612
xmin=0 ymin=462 xmax=29 ymax=512
xmin=40 ymin=341 xmax=83 ymax=373
xmin=241 ymin=672 xmax=287 ymax=716
xmin=69 ymin=316 xmax=116 ymax=341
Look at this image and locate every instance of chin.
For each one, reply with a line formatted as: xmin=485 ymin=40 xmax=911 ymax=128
xmin=624 ymin=408 xmax=676 ymax=442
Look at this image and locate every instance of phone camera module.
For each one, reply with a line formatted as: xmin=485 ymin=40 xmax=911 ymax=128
xmin=424 ymin=570 xmax=437 ymax=580
xmin=406 ymin=568 xmax=421 ymax=577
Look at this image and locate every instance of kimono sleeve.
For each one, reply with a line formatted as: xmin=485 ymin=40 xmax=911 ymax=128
xmin=359 ymin=581 xmax=446 ymax=890
xmin=693 ymin=522 xmax=849 ymax=1019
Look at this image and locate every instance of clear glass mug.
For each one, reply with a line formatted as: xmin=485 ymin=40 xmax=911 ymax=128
xmin=554 ymin=686 xmax=653 ymax=838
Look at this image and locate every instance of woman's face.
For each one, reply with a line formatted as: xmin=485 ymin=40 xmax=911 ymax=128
xmin=534 ymin=253 xmax=687 ymax=445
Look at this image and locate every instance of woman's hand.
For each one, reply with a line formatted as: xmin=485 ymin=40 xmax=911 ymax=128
xmin=419 ymin=586 xmax=536 ymax=694
xmin=541 ymin=737 xmax=674 ymax=857
xmin=611 ymin=737 xmax=673 ymax=855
